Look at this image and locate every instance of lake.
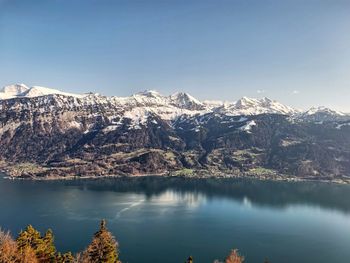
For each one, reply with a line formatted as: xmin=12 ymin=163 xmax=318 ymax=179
xmin=1 ymin=175 xmax=350 ymax=263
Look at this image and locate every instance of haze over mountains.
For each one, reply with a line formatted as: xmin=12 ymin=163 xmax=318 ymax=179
xmin=1 ymin=83 xmax=350 ymax=181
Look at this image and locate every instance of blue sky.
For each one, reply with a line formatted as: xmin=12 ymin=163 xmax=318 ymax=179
xmin=1 ymin=0 xmax=350 ymax=111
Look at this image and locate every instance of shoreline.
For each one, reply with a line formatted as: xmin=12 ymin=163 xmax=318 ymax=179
xmin=2 ymin=168 xmax=350 ymax=185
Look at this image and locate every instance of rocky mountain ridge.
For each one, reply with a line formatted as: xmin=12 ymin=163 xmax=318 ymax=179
xmin=1 ymin=84 xmax=350 ymax=181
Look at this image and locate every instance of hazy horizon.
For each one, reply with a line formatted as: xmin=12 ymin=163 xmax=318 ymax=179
xmin=1 ymin=0 xmax=350 ymax=111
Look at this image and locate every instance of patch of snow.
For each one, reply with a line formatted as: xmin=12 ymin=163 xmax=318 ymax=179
xmin=66 ymin=120 xmax=82 ymax=130
xmin=281 ymin=139 xmax=302 ymax=147
xmin=336 ymin=123 xmax=350 ymax=129
xmin=103 ymin=125 xmax=120 ymax=132
xmin=236 ymin=117 xmax=248 ymax=122
xmin=123 ymin=107 xmax=151 ymax=129
xmin=239 ymin=120 xmax=257 ymax=133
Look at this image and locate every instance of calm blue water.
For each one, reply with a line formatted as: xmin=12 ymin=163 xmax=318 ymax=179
xmin=1 ymin=175 xmax=350 ymax=263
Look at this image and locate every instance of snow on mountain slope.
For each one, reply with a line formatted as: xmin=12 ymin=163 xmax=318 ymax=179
xmin=1 ymin=83 xmax=29 ymax=95
xmin=21 ymin=86 xmax=83 ymax=98
xmin=0 ymin=84 xmax=29 ymax=99
xmin=203 ymin=100 xmax=229 ymax=108
xmin=303 ymin=106 xmax=345 ymax=116
xmin=239 ymin=120 xmax=257 ymax=133
xmin=132 ymin=90 xmax=166 ymax=106
xmin=117 ymin=90 xmax=204 ymax=110
xmin=1 ymin=83 xmax=349 ymax=126
xmin=0 ymin=84 xmax=83 ymax=99
xmin=216 ymin=96 xmax=297 ymax=116
xmin=297 ymin=106 xmax=349 ymax=122
xmin=169 ymin=92 xmax=204 ymax=110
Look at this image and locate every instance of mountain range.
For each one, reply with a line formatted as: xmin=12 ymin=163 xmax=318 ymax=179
xmin=1 ymin=83 xmax=350 ymax=182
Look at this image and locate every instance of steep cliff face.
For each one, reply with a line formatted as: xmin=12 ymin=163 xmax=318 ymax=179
xmin=1 ymin=84 xmax=350 ymax=180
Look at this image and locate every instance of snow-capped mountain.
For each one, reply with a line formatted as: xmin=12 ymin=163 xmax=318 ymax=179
xmin=0 ymin=84 xmax=29 ymax=99
xmin=214 ymin=96 xmax=298 ymax=116
xmin=0 ymin=84 xmax=348 ymax=124
xmin=21 ymin=86 xmax=84 ymax=98
xmin=0 ymin=84 xmax=83 ymax=99
xmin=170 ymin=92 xmax=204 ymax=110
xmin=298 ymin=106 xmax=348 ymax=122
xmin=1 ymin=83 xmax=350 ymax=181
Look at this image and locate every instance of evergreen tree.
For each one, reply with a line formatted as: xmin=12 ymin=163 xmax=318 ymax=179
xmin=16 ymin=225 xmax=43 ymax=255
xmin=16 ymin=225 xmax=57 ymax=263
xmin=86 ymin=220 xmax=119 ymax=263
xmin=56 ymin=252 xmax=75 ymax=263
xmin=37 ymin=229 xmax=56 ymax=262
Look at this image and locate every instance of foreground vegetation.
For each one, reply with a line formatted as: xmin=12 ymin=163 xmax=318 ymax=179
xmin=0 ymin=221 xmax=269 ymax=263
xmin=0 ymin=220 xmax=119 ymax=263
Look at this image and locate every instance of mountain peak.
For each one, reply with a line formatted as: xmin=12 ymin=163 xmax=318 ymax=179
xmin=1 ymin=83 xmax=29 ymax=95
xmin=169 ymin=92 xmax=204 ymax=110
xmin=23 ymin=86 xmax=65 ymax=97
xmin=0 ymin=84 xmax=83 ymax=99
xmin=260 ymin=97 xmax=273 ymax=103
xmin=170 ymin=92 xmax=201 ymax=103
xmin=305 ymin=106 xmax=345 ymax=115
xmin=217 ymin=96 xmax=297 ymax=116
xmin=235 ymin=97 xmax=259 ymax=107
xmin=0 ymin=84 xmax=348 ymax=120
